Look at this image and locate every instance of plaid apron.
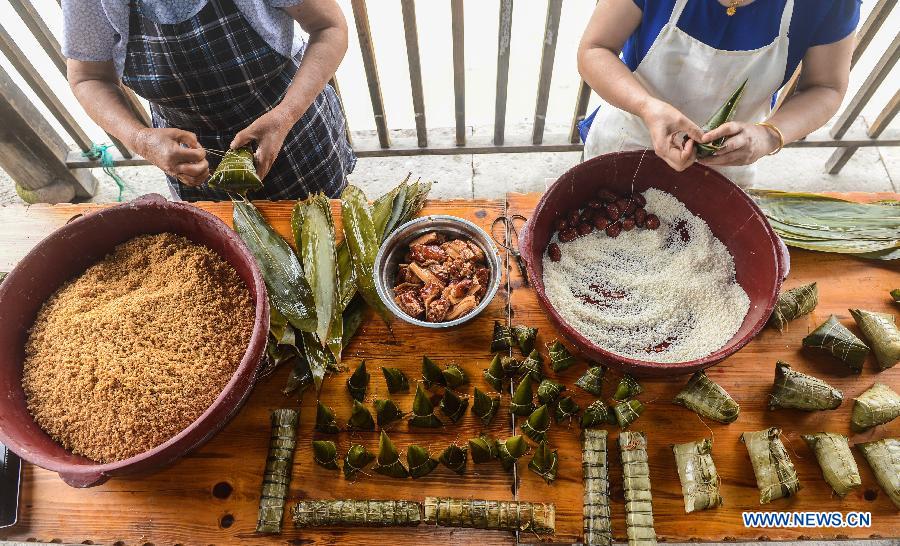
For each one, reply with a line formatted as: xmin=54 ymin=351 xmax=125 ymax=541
xmin=121 ymin=0 xmax=355 ymax=201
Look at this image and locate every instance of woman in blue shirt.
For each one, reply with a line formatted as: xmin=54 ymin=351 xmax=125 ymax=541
xmin=577 ymin=0 xmax=859 ymax=188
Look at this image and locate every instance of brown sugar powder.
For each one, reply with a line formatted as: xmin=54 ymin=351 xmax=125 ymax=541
xmin=22 ymin=233 xmax=255 ymax=463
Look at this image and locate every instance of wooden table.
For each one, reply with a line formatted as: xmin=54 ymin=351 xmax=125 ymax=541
xmin=0 ymin=193 xmax=897 ymax=545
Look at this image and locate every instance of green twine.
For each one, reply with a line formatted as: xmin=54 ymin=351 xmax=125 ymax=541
xmin=83 ymin=143 xmax=126 ymax=202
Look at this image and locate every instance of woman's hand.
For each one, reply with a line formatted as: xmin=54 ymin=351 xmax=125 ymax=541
xmin=133 ymin=128 xmax=209 ymax=186
xmin=698 ymin=122 xmax=780 ymax=167
xmin=638 ymin=97 xmax=704 ymax=172
xmin=230 ymin=108 xmax=294 ymax=180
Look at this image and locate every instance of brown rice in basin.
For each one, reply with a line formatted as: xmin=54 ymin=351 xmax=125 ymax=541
xmin=22 ymin=233 xmax=255 ymax=463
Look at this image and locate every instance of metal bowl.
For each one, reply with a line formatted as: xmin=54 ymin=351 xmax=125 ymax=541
xmin=519 ymin=151 xmax=789 ymax=377
xmin=374 ymin=215 xmax=502 ymax=329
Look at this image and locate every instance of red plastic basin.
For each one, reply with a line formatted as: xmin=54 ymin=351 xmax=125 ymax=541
xmin=0 ymin=194 xmax=269 ymax=487
xmin=519 ymin=151 xmax=788 ymax=377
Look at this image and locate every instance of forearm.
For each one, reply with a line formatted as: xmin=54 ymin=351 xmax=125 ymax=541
xmin=69 ymin=75 xmax=148 ymax=151
xmin=273 ymin=26 xmax=347 ymax=124
xmin=766 ymin=84 xmax=844 ymax=144
xmin=578 ymin=46 xmax=655 ymax=118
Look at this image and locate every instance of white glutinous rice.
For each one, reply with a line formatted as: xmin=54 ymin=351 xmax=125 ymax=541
xmin=542 ymin=189 xmax=750 ymax=363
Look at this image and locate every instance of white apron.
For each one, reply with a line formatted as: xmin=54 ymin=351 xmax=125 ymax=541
xmin=583 ymin=0 xmax=794 ymax=188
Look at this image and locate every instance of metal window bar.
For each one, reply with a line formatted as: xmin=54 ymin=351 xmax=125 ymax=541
xmin=493 ymin=0 xmax=513 ymax=146
xmin=350 ymin=0 xmax=390 ymax=149
xmin=7 ymin=0 xmax=140 ymax=157
xmin=400 ymin=0 xmax=427 ymax=148
xmin=532 ymin=0 xmax=562 ymax=145
xmin=451 ymin=0 xmax=466 ymax=146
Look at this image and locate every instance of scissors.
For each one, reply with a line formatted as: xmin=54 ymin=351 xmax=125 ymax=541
xmin=490 ymin=214 xmax=529 ymax=286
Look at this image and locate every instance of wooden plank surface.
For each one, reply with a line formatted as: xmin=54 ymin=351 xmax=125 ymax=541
xmin=506 ymin=192 xmax=899 ymax=543
xmin=0 ymin=198 xmax=517 ymax=545
xmin=0 ymin=192 xmax=898 ymax=544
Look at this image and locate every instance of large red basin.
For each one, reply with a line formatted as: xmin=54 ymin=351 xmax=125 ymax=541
xmin=519 ymin=151 xmax=788 ymax=377
xmin=0 ymin=194 xmax=269 ymax=487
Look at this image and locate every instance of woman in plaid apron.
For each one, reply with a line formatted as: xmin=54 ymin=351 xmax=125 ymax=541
xmin=63 ymin=0 xmax=354 ymax=201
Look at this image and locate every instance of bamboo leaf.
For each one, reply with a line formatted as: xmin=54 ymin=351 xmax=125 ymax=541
xmin=341 ymin=185 xmax=393 ymax=325
xmin=547 ymin=339 xmax=576 ymax=372
xmin=695 ymin=79 xmax=748 ymax=158
xmin=209 ymin=147 xmax=262 ymax=195
xmin=512 ymin=325 xmax=538 ymax=355
xmin=346 ymin=360 xmax=369 ymax=402
xmin=555 ymin=396 xmax=581 ymax=424
xmin=232 ymin=198 xmax=317 ymax=332
xmin=521 ymin=404 xmax=551 ymax=442
xmin=298 ymin=194 xmax=341 ymax=360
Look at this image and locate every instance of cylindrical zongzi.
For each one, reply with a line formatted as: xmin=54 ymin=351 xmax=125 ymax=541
xmin=672 ymin=438 xmax=722 ymax=513
xmin=801 ymin=432 xmax=860 ymax=497
xmin=619 ymin=431 xmax=657 ymax=545
xmin=256 ymin=409 xmax=299 ymax=534
xmin=740 ymin=427 xmax=800 ymax=504
xmin=292 ymin=499 xmax=422 ymax=528
xmin=582 ymin=429 xmax=612 ymax=546
xmin=423 ymin=497 xmax=555 ymax=534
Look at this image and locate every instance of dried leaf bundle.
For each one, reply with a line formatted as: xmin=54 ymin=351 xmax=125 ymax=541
xmin=555 ymin=396 xmax=581 ymax=423
xmin=469 ymin=434 xmax=500 ymax=463
xmin=423 ymin=497 xmax=555 ymax=534
xmin=407 ymin=445 xmax=439 ymax=479
xmin=850 ymin=308 xmax=900 ymax=370
xmin=521 ymin=404 xmax=551 ymax=443
xmin=528 ymin=440 xmax=559 ymax=484
xmin=520 ymin=349 xmax=545 ymax=382
xmin=373 ymin=431 xmax=409 ymax=478
xmin=613 ymin=374 xmax=643 ymax=402
xmin=581 ymin=400 xmax=613 ymax=429
xmin=499 ymin=435 xmax=528 ymax=471
xmin=768 ymin=282 xmax=817 ymax=331
xmin=347 ymin=399 xmax=375 ymax=431
xmin=802 ymin=314 xmax=869 ymax=373
xmin=801 ymin=432 xmax=860 ymax=497
xmin=851 ymin=383 xmax=900 ymax=432
xmin=409 ymin=383 xmax=442 ymax=428
xmin=439 ymin=389 xmax=470 ymax=423
xmin=619 ymin=431 xmax=657 ymax=545
xmin=312 ymin=440 xmax=339 ymax=470
xmin=209 ymin=147 xmax=262 ymax=194
xmin=582 ymin=429 xmax=612 ymax=546
xmin=471 ymin=387 xmax=500 ymax=426
xmin=314 ymin=401 xmax=340 ymax=434
xmin=483 ymin=354 xmax=505 ymax=391
xmin=343 ymin=444 xmax=375 ymax=480
xmin=346 ymin=360 xmax=369 ymax=402
xmin=510 ymin=376 xmax=535 ymax=416
xmin=439 ymin=443 xmax=468 ymax=474
xmin=548 ymin=339 xmax=576 ymax=372
xmin=256 ymin=409 xmax=299 ymax=534
xmin=374 ymin=398 xmax=405 ymax=429
xmin=382 ymin=366 xmax=410 ymax=393
xmin=576 ymin=365 xmax=605 ymax=397
xmin=537 ymin=379 xmax=566 ymax=405
xmin=751 ymin=190 xmax=900 ymax=260
xmin=512 ymin=324 xmax=538 ymax=355
xmin=673 ymin=371 xmax=739 ymax=424
xmin=491 ymin=320 xmax=515 ymax=352
xmin=857 ymin=438 xmax=900 ymax=509
xmin=768 ymin=361 xmax=842 ymax=411
xmin=614 ymin=399 xmax=645 ymax=430
xmin=741 ymin=427 xmax=800 ymax=504
xmin=292 ymin=499 xmax=422 ymax=528
xmin=672 ymin=438 xmax=722 ymax=513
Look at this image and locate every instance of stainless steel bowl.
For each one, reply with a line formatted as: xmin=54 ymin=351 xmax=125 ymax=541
xmin=374 ymin=215 xmax=502 ymax=329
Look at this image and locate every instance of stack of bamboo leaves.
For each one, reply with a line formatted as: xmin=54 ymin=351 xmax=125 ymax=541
xmin=232 ymin=175 xmax=432 ymax=396
xmin=751 ymin=190 xmax=900 ymax=260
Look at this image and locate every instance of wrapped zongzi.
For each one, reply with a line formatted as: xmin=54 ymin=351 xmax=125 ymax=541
xmin=672 ymin=438 xmax=722 ymax=513
xmin=619 ymin=431 xmax=657 ymax=545
xmin=209 ymin=146 xmax=262 ymax=194
xmin=850 ymin=309 xmax=899 ymax=370
xmin=768 ymin=361 xmax=842 ymax=411
xmin=802 ymin=432 xmax=860 ymax=497
xmin=673 ymin=371 xmax=739 ymax=424
xmin=768 ymin=282 xmax=817 ymax=331
xmin=741 ymin=427 xmax=800 ymax=504
xmin=802 ymin=315 xmax=869 ymax=373
xmin=851 ymin=382 xmax=900 ymax=432
xmin=857 ymin=438 xmax=900 ymax=509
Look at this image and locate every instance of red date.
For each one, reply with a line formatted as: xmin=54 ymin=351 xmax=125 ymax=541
xmin=559 ymin=227 xmax=578 ymax=242
xmin=605 ymin=222 xmax=622 ymax=238
xmin=645 ymin=214 xmax=661 ymax=230
xmin=633 ymin=192 xmax=647 ymax=207
xmin=567 ymin=210 xmax=581 ymax=226
xmin=548 ymin=242 xmax=561 ymax=261
xmin=634 ymin=208 xmax=647 ymax=227
xmin=605 ymin=204 xmax=621 ymax=221
xmin=577 ymin=222 xmax=594 ymax=236
xmin=554 ymin=217 xmax=569 ymax=231
xmin=593 ymin=216 xmax=610 ymax=230
xmin=622 ymin=218 xmax=635 ymax=231
xmin=587 ymin=200 xmax=603 ymax=209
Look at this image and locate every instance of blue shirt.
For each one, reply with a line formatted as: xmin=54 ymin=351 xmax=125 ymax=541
xmin=579 ymin=0 xmax=860 ymax=142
